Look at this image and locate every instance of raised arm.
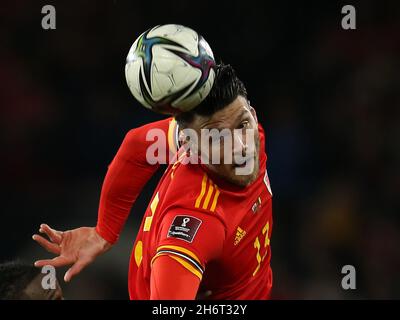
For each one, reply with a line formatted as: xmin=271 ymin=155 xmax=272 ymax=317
xmin=33 ymin=117 xmax=179 ymax=282
xmin=96 ymin=117 xmax=179 ymax=244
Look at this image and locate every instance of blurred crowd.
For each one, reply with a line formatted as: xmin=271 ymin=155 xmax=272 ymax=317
xmin=1 ymin=1 xmax=399 ymax=299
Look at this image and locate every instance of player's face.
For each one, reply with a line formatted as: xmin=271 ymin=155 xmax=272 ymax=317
xmin=190 ymin=96 xmax=260 ymax=187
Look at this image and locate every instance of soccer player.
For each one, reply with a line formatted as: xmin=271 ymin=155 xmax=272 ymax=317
xmin=33 ymin=64 xmax=273 ymax=299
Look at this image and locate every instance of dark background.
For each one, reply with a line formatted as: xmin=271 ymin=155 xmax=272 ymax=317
xmin=1 ymin=0 xmax=399 ymax=299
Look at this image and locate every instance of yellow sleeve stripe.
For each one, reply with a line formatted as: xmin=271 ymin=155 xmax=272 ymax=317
xmin=156 ymin=245 xmax=202 ymax=267
xmin=168 ymin=118 xmax=178 ymax=154
xmin=169 ymin=255 xmax=202 ymax=280
xmin=151 ymin=246 xmax=204 ymax=278
xmin=144 ymin=192 xmax=159 ymax=232
xmin=202 ymin=181 xmax=214 ymax=209
xmin=210 ymin=185 xmax=220 ymax=212
xmin=195 ymin=174 xmax=208 ymax=208
xmin=134 ymin=241 xmax=143 ymax=267
xmin=151 ymin=254 xmax=203 ymax=280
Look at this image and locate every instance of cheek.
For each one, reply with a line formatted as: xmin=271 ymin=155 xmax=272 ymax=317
xmin=251 ymin=131 xmax=260 ymax=153
xmin=207 ymin=144 xmax=227 ymax=163
xmin=206 ymin=163 xmax=231 ymax=178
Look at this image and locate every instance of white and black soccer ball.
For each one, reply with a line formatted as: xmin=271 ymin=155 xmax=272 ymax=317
xmin=125 ymin=24 xmax=216 ymax=115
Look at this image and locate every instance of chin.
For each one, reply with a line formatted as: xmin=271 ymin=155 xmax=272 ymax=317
xmin=233 ymin=179 xmax=252 ymax=188
xmin=233 ymin=160 xmax=260 ymax=187
xmin=230 ymin=171 xmax=258 ymax=187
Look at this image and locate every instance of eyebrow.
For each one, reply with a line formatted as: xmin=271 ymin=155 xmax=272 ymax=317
xmin=237 ymin=108 xmax=249 ymax=121
xmin=201 ymin=106 xmax=249 ymax=131
xmin=226 ymin=108 xmax=249 ymax=129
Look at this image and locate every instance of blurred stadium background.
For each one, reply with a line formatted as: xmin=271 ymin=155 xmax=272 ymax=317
xmin=1 ymin=0 xmax=399 ymax=299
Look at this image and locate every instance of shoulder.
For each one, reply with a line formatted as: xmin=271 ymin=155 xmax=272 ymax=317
xmin=155 ymin=194 xmax=227 ymax=272
xmin=118 ymin=117 xmax=178 ymax=163
xmin=124 ymin=117 xmax=175 ymax=142
xmin=165 ymin=164 xmax=223 ymax=216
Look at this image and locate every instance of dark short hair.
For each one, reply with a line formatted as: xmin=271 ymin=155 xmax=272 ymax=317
xmin=0 ymin=261 xmax=41 ymax=299
xmin=176 ymin=63 xmax=248 ymax=126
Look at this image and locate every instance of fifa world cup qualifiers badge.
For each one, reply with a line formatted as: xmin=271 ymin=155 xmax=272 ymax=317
xmin=167 ymin=215 xmax=202 ymax=243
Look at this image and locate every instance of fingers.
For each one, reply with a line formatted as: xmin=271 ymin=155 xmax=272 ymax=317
xmin=34 ymin=255 xmax=71 ymax=268
xmin=64 ymin=258 xmax=92 ymax=282
xmin=32 ymin=234 xmax=61 ymax=255
xmin=39 ymin=224 xmax=63 ymax=244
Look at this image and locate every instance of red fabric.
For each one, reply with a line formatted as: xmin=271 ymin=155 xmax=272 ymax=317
xmin=95 ymin=116 xmax=273 ymax=299
xmin=129 ymin=124 xmax=274 ymax=300
xmin=150 ymin=255 xmax=200 ymax=300
xmin=96 ymin=118 xmax=174 ymax=244
xmin=158 ymin=209 xmax=226 ymax=265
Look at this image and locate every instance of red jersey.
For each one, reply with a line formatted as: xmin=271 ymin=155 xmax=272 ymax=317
xmin=128 ymin=121 xmax=273 ymax=300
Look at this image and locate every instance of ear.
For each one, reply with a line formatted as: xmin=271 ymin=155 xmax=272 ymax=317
xmin=179 ymin=128 xmax=199 ymax=156
xmin=178 ymin=129 xmax=187 ymax=145
xmin=249 ymin=105 xmax=258 ymax=124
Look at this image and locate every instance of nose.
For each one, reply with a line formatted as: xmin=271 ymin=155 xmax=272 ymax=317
xmin=233 ymin=130 xmax=247 ymax=157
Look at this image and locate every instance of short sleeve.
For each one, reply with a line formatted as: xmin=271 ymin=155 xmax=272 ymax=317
xmin=151 ymin=209 xmax=226 ymax=280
